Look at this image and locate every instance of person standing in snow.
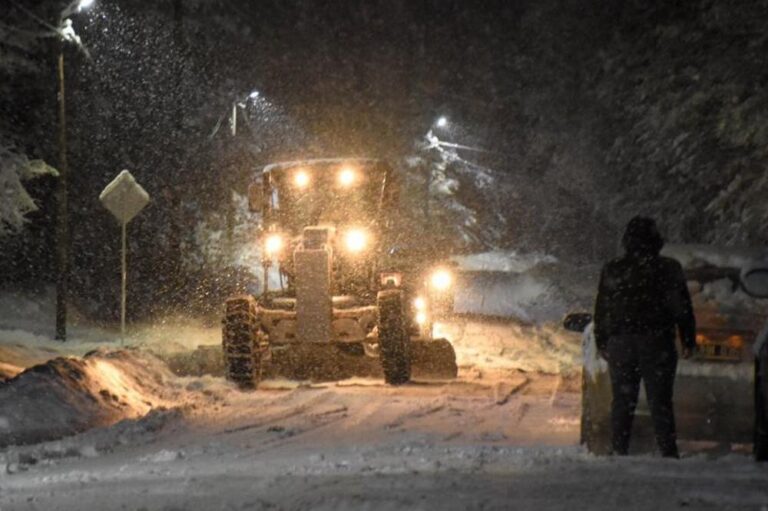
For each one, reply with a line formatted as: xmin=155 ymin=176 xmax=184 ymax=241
xmin=594 ymin=216 xmax=696 ymax=458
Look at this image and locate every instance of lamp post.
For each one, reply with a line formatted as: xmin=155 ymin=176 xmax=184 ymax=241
xmin=54 ymin=34 xmax=68 ymax=341
xmin=54 ymin=0 xmax=94 ymax=341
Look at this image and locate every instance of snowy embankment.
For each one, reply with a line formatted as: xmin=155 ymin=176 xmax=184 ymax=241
xmin=0 ymin=287 xmax=221 ymax=375
xmin=0 ymin=349 xmax=200 ymax=448
xmin=439 ymin=319 xmax=581 ymax=376
xmin=440 ymin=250 xmax=594 ymax=376
xmin=452 ymin=250 xmax=596 ymax=324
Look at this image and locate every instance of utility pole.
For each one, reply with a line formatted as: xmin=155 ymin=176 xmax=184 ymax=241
xmin=55 ymin=37 xmax=69 ymax=341
xmin=13 ymin=0 xmax=94 ymax=341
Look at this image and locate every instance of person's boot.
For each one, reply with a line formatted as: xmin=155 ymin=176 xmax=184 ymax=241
xmin=755 ymin=436 xmax=768 ymax=462
xmin=659 ymin=442 xmax=680 ymax=459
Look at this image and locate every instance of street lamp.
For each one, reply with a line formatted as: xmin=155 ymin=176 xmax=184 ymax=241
xmin=230 ymin=90 xmax=263 ymax=136
xmin=54 ymin=0 xmax=95 ymax=341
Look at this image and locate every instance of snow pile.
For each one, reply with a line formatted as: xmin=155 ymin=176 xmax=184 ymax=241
xmin=437 ymin=318 xmax=581 ymax=375
xmin=0 ymin=343 xmax=60 ymax=380
xmin=449 ymin=250 xmax=597 ymax=325
xmin=1 ymin=407 xmax=184 ymax=474
xmin=448 ymin=244 xmax=767 ymax=327
xmin=662 ymin=244 xmax=765 ymax=270
xmin=453 ymin=250 xmax=558 ymax=274
xmin=0 ymin=287 xmax=221 ymax=360
xmin=453 ymin=264 xmax=596 ymax=324
xmin=0 ymin=349 xmax=184 ymax=447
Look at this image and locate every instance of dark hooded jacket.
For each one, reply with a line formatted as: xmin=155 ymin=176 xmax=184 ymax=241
xmin=594 ymin=217 xmax=696 ymax=351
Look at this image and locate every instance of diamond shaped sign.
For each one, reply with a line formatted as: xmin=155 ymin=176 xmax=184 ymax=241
xmin=99 ymin=170 xmax=150 ymax=224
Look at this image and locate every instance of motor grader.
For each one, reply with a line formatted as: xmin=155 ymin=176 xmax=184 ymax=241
xmin=222 ymin=158 xmax=458 ymax=388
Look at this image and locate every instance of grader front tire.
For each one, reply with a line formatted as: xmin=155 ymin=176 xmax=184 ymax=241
xmin=222 ymin=295 xmax=264 ymax=389
xmin=377 ymin=290 xmax=411 ymax=385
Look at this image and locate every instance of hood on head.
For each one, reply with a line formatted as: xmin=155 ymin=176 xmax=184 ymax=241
xmin=622 ymin=216 xmax=664 ymax=257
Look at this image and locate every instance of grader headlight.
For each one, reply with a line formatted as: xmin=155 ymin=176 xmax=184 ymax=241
xmin=430 ymin=268 xmax=453 ymax=291
xmin=293 ymin=169 xmax=310 ymax=188
xmin=338 ymin=166 xmax=357 ymax=187
xmin=414 ymin=297 xmax=428 ymax=325
xmin=264 ymin=233 xmax=284 ymax=258
xmin=344 ymin=228 xmax=368 ymax=253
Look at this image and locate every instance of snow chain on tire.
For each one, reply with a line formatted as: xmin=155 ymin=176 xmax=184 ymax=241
xmin=223 ymin=295 xmax=265 ymax=389
xmin=377 ymin=290 xmax=411 ymax=385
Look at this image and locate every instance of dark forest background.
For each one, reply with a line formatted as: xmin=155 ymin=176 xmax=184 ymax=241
xmin=2 ymin=0 xmax=768 ymax=321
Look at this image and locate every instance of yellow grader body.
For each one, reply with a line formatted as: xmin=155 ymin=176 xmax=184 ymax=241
xmin=221 ymin=159 xmax=458 ymax=387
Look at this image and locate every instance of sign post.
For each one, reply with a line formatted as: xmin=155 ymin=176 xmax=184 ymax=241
xmin=99 ymin=170 xmax=149 ymax=344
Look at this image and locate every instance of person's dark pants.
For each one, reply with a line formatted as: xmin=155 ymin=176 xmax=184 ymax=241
xmin=606 ymin=335 xmax=679 ymax=457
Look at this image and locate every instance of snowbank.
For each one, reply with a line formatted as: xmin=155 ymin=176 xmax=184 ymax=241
xmin=0 ymin=349 xmax=185 ymax=447
xmin=453 ymin=250 xmax=557 ymax=274
xmin=449 ymin=245 xmax=768 ymax=327
xmin=452 ymin=265 xmax=597 ymax=325
xmin=662 ymin=243 xmax=766 ymax=271
xmin=437 ymin=318 xmax=581 ymax=375
xmin=0 ymin=287 xmax=221 ymax=365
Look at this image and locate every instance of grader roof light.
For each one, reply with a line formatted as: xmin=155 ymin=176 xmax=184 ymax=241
xmin=293 ymin=169 xmax=310 ymax=188
xmin=344 ymin=228 xmax=368 ymax=253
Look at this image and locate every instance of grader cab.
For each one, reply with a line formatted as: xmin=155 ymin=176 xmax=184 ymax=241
xmin=222 ymin=159 xmax=458 ymax=387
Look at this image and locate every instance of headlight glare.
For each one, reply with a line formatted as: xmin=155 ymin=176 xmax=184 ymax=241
xmin=430 ymin=269 xmax=453 ymax=291
xmin=264 ymin=233 xmax=283 ymax=257
xmin=338 ymin=167 xmax=356 ymax=187
xmin=294 ymin=169 xmax=310 ymax=188
xmin=345 ymin=229 xmax=367 ymax=253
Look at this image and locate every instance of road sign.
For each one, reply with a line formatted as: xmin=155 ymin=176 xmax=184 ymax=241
xmin=99 ymin=170 xmax=149 ymax=344
xmin=99 ymin=170 xmax=149 ymax=223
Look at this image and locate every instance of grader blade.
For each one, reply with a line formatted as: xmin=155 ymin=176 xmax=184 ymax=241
xmin=410 ymin=338 xmax=458 ymax=380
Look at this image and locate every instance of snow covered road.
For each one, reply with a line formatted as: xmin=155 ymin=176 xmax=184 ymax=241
xmin=1 ymin=282 xmax=766 ymax=510
xmin=1 ymin=369 xmax=767 ymax=510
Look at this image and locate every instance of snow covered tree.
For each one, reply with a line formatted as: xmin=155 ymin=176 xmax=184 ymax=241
xmin=594 ymin=0 xmax=768 ymax=246
xmin=0 ymin=146 xmax=57 ymax=236
xmin=0 ymin=3 xmax=58 ymax=237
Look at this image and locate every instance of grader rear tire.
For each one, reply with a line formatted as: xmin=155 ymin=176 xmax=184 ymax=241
xmin=377 ymin=290 xmax=411 ymax=385
xmin=222 ymin=295 xmax=265 ymax=389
